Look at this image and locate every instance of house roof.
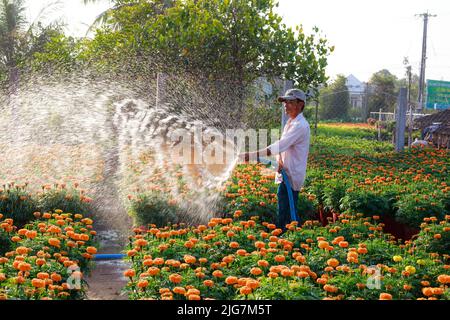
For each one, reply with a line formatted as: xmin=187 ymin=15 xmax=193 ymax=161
xmin=414 ymin=109 xmax=450 ymax=135
xmin=346 ymin=74 xmax=365 ymax=93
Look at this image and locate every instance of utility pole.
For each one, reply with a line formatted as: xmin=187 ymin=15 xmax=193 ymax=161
xmin=416 ymin=11 xmax=436 ymax=113
xmin=404 ymin=57 xmax=413 ymax=147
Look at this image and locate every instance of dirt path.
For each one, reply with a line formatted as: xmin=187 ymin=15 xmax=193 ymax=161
xmin=85 ymin=225 xmax=131 ymax=300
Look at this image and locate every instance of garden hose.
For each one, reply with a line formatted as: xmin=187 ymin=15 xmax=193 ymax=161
xmin=257 ymin=157 xmax=299 ymax=222
xmin=94 ymin=254 xmax=126 ymax=260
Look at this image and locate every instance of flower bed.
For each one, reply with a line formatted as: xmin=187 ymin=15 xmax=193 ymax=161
xmin=122 ymin=212 xmax=449 ymax=300
xmin=0 ymin=211 xmax=97 ymax=300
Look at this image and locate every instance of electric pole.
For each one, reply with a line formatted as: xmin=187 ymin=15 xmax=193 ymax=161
xmin=416 ymin=11 xmax=436 ymax=113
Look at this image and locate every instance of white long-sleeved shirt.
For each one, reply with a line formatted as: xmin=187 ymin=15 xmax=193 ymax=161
xmin=268 ymin=113 xmax=310 ymax=191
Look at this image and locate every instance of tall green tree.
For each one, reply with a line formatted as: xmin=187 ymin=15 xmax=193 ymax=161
xmin=367 ymin=69 xmax=398 ymax=114
xmin=319 ymin=74 xmax=350 ymax=120
xmin=81 ymin=0 xmax=333 ymax=118
xmin=0 ymin=0 xmax=65 ymax=86
xmin=0 ymin=0 xmax=27 ymax=86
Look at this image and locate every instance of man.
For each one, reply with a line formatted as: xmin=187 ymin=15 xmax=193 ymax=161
xmin=239 ymin=88 xmax=310 ymax=230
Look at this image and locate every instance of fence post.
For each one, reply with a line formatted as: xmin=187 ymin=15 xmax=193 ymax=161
xmin=156 ymin=72 xmax=167 ymax=109
xmin=395 ymin=88 xmax=408 ymax=152
xmin=281 ymin=80 xmax=294 ymax=129
xmin=377 ymin=108 xmax=382 ymax=141
xmin=408 ymin=104 xmax=413 ymax=147
xmin=314 ymin=99 xmax=319 ymax=136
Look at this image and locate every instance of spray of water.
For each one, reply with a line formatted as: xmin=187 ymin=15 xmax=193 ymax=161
xmin=0 ymin=71 xmax=243 ymax=235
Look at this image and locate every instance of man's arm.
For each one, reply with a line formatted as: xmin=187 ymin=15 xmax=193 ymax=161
xmin=239 ymin=148 xmax=272 ymax=162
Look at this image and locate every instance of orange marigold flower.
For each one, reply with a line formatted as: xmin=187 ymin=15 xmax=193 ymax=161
xmin=327 ymin=258 xmax=340 ymax=268
xmin=48 ymin=238 xmax=61 ymax=247
xmin=254 ymin=241 xmax=265 ymax=249
xmin=203 ymin=280 xmax=214 ymax=287
xmin=257 ymin=260 xmax=269 ymax=268
xmin=31 ymin=278 xmax=46 ymax=288
xmin=124 ymin=269 xmax=136 ymax=278
xmin=183 ymin=255 xmax=197 ymax=264
xmin=379 ymin=293 xmax=393 ymax=300
xmin=239 ymin=286 xmax=252 ymax=295
xmin=212 ymin=270 xmax=223 ymax=278
xmin=148 ymin=267 xmax=160 ymax=276
xmin=137 ymin=280 xmax=149 ymax=288
xmin=338 ymin=241 xmax=349 ymax=248
xmin=229 ymin=242 xmax=240 ymax=249
xmin=173 ymin=287 xmax=186 ymax=295
xmin=422 ymin=287 xmax=434 ymax=297
xmin=169 ymin=273 xmax=182 ymax=284
xmin=225 ymin=276 xmax=238 ymax=285
xmin=86 ymin=247 xmax=97 ymax=254
xmin=250 ymin=267 xmax=263 ymax=276
xmin=318 ymin=241 xmax=329 ymax=249
xmin=323 ymin=284 xmax=338 ymax=293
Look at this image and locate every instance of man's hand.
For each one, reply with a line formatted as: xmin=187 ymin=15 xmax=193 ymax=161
xmin=277 ymin=159 xmax=283 ymax=173
xmin=238 ymin=153 xmax=250 ymax=162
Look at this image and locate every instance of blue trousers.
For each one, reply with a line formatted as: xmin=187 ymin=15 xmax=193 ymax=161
xmin=277 ymin=181 xmax=299 ymax=231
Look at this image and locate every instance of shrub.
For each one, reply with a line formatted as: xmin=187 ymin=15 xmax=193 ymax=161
xmin=340 ymin=190 xmax=391 ymax=218
xmin=395 ymin=193 xmax=446 ymax=228
xmin=323 ymin=180 xmax=349 ymax=213
xmin=412 ymin=218 xmax=450 ymax=255
xmin=0 ymin=188 xmax=36 ymax=226
xmin=0 ymin=228 xmax=11 ymax=256
xmin=128 ymin=191 xmax=180 ymax=227
xmin=297 ymin=193 xmax=316 ymax=223
xmin=37 ymin=189 xmax=91 ymax=216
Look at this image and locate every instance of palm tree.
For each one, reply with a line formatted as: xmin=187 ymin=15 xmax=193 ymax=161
xmin=0 ymin=0 xmax=27 ymax=87
xmin=0 ymin=0 xmax=61 ymax=87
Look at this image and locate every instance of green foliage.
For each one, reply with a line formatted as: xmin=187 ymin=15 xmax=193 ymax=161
xmin=340 ymin=190 xmax=391 ymax=218
xmin=413 ymin=220 xmax=450 ymax=255
xmin=37 ymin=189 xmax=91 ymax=216
xmin=323 ymin=179 xmax=349 ymax=213
xmin=0 ymin=1 xmax=68 ymax=84
xmin=128 ymin=191 xmax=180 ymax=227
xmin=297 ymin=193 xmax=316 ymax=222
xmin=31 ymin=33 xmax=81 ymax=72
xmin=0 ymin=228 xmax=11 ymax=255
xmin=0 ymin=188 xmax=36 ymax=226
xmin=255 ymin=277 xmax=324 ymax=299
xmin=367 ymin=69 xmax=398 ymax=114
xmin=0 ymin=186 xmax=92 ymax=227
xmin=82 ymin=0 xmax=333 ymax=91
xmin=395 ymin=193 xmax=447 ymax=228
xmin=319 ymin=74 xmax=350 ymax=120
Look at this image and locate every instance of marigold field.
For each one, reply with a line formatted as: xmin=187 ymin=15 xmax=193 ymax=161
xmin=123 ymin=163 xmax=449 ymax=300
xmin=0 ymin=124 xmax=449 ymax=300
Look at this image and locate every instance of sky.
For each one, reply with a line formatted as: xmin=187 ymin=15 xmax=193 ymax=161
xmin=25 ymin=0 xmax=450 ymax=83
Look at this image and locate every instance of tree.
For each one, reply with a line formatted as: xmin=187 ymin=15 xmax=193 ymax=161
xmin=0 ymin=0 xmax=27 ymax=87
xmin=397 ymin=73 xmax=419 ymax=110
xmin=0 ymin=0 xmax=64 ymax=87
xmin=367 ymin=69 xmax=398 ymax=114
xmin=319 ymin=74 xmax=350 ymax=120
xmin=81 ymin=0 xmax=333 ymax=121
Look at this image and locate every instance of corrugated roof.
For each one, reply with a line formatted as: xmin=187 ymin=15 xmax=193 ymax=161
xmin=414 ymin=109 xmax=450 ymax=128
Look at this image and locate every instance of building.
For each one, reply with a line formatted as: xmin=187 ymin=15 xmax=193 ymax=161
xmin=345 ymin=74 xmax=365 ymax=109
xmin=414 ymin=109 xmax=450 ymax=149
